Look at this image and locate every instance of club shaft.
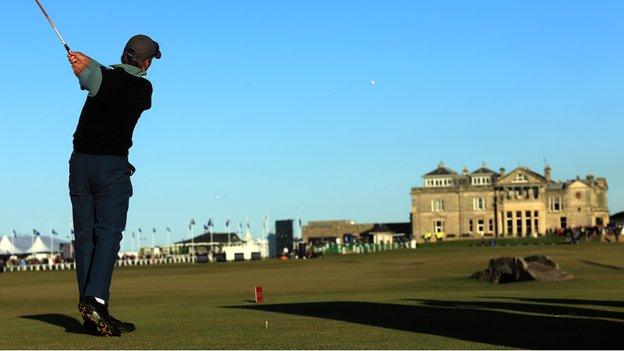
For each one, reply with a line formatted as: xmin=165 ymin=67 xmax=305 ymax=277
xmin=34 ymin=0 xmax=71 ymax=52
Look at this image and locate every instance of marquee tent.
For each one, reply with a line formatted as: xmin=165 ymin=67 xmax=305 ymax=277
xmin=0 ymin=235 xmax=23 ymax=255
xmin=27 ymin=236 xmax=53 ymax=254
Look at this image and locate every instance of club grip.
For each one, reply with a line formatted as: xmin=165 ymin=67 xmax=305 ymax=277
xmin=64 ymin=44 xmax=71 ymax=52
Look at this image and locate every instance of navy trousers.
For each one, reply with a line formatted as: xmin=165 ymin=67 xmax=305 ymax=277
xmin=69 ymin=152 xmax=134 ymax=303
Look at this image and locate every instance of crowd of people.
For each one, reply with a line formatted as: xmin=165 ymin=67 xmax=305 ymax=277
xmin=0 ymin=255 xmax=65 ymax=269
xmin=547 ymin=223 xmax=623 ymax=243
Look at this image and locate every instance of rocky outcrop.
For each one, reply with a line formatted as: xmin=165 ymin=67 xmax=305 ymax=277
xmin=524 ymin=255 xmax=559 ymax=269
xmin=471 ymin=255 xmax=574 ymax=284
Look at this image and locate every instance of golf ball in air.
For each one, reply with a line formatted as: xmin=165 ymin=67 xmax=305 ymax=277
xmin=370 ymin=80 xmax=376 ymax=86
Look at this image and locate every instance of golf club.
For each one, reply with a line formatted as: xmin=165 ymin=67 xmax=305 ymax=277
xmin=34 ymin=0 xmax=71 ymax=52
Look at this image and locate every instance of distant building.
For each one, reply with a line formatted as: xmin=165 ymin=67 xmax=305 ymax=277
xmin=411 ymin=162 xmax=610 ymax=240
xmin=176 ymin=232 xmax=242 ymax=246
xmin=175 ymin=230 xmax=268 ymax=261
xmin=302 ymin=220 xmax=411 ymax=244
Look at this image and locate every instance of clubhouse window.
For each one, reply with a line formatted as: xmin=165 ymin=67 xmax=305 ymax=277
xmin=472 ymin=177 xmax=491 ymax=186
xmin=549 ymin=197 xmax=563 ymax=212
xmin=473 ymin=197 xmax=486 ymax=211
xmin=512 ymin=173 xmax=529 ymax=183
xmin=431 ymin=199 xmax=445 ymax=212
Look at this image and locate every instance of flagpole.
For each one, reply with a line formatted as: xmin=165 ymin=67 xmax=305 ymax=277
xmin=191 ymin=222 xmax=194 ymax=256
xmin=166 ymin=227 xmax=171 ymax=255
xmin=138 ymin=228 xmax=141 ymax=253
xmin=227 ymin=219 xmax=231 ymax=246
xmin=188 ymin=219 xmax=195 ymax=258
xmin=209 ymin=220 xmax=213 ymax=248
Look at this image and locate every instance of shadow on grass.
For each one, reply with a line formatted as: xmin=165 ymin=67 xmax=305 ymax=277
xmin=226 ymin=300 xmax=623 ymax=349
xmin=483 ymin=297 xmax=624 ymax=309
xmin=406 ymin=298 xmax=624 ymax=321
xmin=579 ymin=260 xmax=623 ymax=271
xmin=20 ymin=314 xmax=85 ymax=334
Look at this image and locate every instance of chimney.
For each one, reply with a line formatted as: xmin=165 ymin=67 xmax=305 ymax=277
xmin=587 ymin=175 xmax=595 ymax=183
xmin=462 ymin=166 xmax=469 ymax=176
xmin=544 ymin=165 xmax=552 ymax=181
xmin=499 ymin=167 xmax=506 ymax=177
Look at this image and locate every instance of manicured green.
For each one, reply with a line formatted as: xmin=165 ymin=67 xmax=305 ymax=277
xmin=1 ymin=243 xmax=623 ymax=349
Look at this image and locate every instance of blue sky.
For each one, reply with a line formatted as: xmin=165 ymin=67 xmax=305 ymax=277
xmin=0 ymin=0 xmax=622 ymax=249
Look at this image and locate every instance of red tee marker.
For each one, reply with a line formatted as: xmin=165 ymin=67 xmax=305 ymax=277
xmin=255 ymin=286 xmax=263 ymax=303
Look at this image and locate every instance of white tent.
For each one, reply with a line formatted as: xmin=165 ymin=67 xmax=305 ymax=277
xmin=243 ymin=227 xmax=254 ymax=243
xmin=221 ymin=227 xmax=268 ymax=261
xmin=0 ymin=235 xmax=22 ymax=255
xmin=27 ymin=236 xmax=52 ymax=254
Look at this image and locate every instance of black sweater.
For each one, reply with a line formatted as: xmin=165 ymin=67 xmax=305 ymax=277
xmin=73 ymin=66 xmax=152 ymax=156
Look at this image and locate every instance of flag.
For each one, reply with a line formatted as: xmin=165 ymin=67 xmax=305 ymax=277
xmin=208 ymin=219 xmax=213 ymax=228
xmin=152 ymin=228 xmax=156 ymax=234
xmin=203 ymin=224 xmax=208 ymax=231
xmin=138 ymin=228 xmax=142 ymax=233
xmin=33 ymin=229 xmax=41 ymax=236
xmin=226 ymin=219 xmax=230 ymax=227
xmin=12 ymin=229 xmax=17 ymax=238
xmin=166 ymin=227 xmax=171 ymax=232
xmin=52 ymin=229 xmax=58 ymax=236
xmin=189 ymin=218 xmax=196 ymax=229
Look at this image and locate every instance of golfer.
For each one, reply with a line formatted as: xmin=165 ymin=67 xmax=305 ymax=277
xmin=68 ymin=35 xmax=160 ymax=337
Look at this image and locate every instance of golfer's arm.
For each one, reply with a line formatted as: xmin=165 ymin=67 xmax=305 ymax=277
xmin=78 ymin=59 xmax=103 ymax=97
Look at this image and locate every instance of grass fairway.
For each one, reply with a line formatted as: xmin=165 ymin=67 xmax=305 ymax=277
xmin=1 ymin=243 xmax=623 ymax=349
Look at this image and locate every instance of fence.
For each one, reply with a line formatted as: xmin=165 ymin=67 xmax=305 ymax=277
xmin=312 ymin=241 xmax=418 ymax=256
xmin=1 ymin=255 xmax=198 ymax=274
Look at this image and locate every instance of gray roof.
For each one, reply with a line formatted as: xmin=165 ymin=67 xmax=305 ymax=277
xmin=176 ymin=232 xmax=242 ymax=245
xmin=471 ymin=166 xmax=498 ymax=175
xmin=369 ymin=223 xmax=394 ymax=233
xmin=425 ymin=164 xmax=457 ymax=176
xmin=547 ymin=182 xmax=566 ymax=191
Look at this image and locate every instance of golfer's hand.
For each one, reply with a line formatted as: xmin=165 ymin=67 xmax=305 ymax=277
xmin=68 ymin=51 xmax=91 ymax=76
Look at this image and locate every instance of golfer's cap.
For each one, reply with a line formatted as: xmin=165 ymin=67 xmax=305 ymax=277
xmin=124 ymin=34 xmax=161 ymax=61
